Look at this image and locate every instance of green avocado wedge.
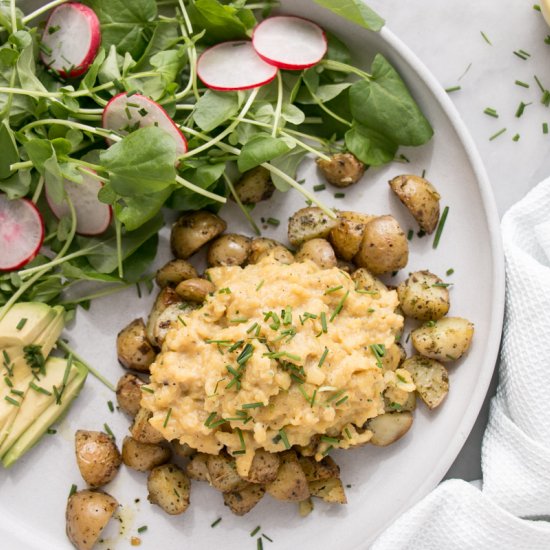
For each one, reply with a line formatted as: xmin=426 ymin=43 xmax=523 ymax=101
xmin=0 ymin=303 xmax=57 ymax=347
xmin=1 ymin=359 xmax=88 ymax=468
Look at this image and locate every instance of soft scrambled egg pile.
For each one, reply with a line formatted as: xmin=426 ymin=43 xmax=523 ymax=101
xmin=142 ymin=257 xmax=413 ymax=475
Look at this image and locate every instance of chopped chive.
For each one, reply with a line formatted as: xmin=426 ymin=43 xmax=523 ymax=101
xmin=282 ymin=306 xmax=292 ymax=325
xmin=544 ymin=122 xmax=549 ymax=134
xmin=432 ymin=282 xmax=453 ymax=288
xmin=10 ymin=389 xmax=24 ymax=397
xmin=515 ymin=80 xmax=530 ymax=88
xmin=321 ymin=436 xmax=340 ymax=444
xmin=250 ymin=526 xmax=261 ymax=537
xmin=242 ymin=402 xmax=264 ymax=409
xmin=138 ymin=108 xmax=148 ymax=117
xmin=256 ymin=280 xmax=264 ymax=291
xmin=4 ymin=396 xmax=20 ymax=406
xmin=421 ymin=168 xmax=426 ymax=178
xmin=48 ymin=24 xmax=60 ymax=34
xmin=519 ymin=49 xmax=531 ymax=57
xmin=325 ymin=285 xmax=343 ymax=294
xmin=302 ymin=312 xmax=317 ymax=321
xmin=512 ymin=134 xmax=520 ymax=142
xmin=237 ymin=343 xmax=254 ymax=366
xmin=322 ymin=445 xmax=334 ymax=456
xmin=535 ymin=75 xmax=545 ymax=92
xmin=257 ymin=538 xmax=264 ymax=550
xmin=137 ymin=525 xmax=148 ymax=533
xmin=515 ymin=101 xmax=531 ymax=118
xmin=480 ymin=31 xmax=492 ymax=45
xmin=320 ymin=311 xmax=327 ymax=333
xmin=313 ymin=184 xmax=326 ymax=192
xmin=483 ymin=107 xmax=498 ymax=118
xmin=206 ymin=339 xmax=233 ymax=346
xmin=228 ymin=340 xmax=244 ymax=353
xmin=263 ymin=351 xmax=301 ymax=362
xmin=230 ymin=317 xmax=248 ymax=324
xmin=163 ymin=408 xmax=172 ymax=428
xmin=446 ymin=268 xmax=455 ymax=276
xmin=318 ymin=347 xmax=329 ymax=367
xmin=141 ymin=386 xmax=154 ymax=393
xmin=46 ymin=428 xmax=57 ymax=435
xmin=103 ymin=423 xmax=115 ymax=439
xmin=407 ymin=229 xmax=414 ymax=241
xmin=3 ymin=376 xmax=13 ymax=388
xmin=433 ymin=206 xmax=449 ymax=249
xmin=344 ymin=427 xmax=352 ymax=439
xmin=29 ymin=382 xmax=51 ymax=396
xmin=209 ymin=418 xmax=228 ymax=428
xmin=262 ymin=534 xmax=273 ymax=543
xmin=458 ymin=62 xmax=472 ymax=81
xmin=545 ymin=35 xmax=550 ymax=45
xmin=542 ymin=90 xmax=550 ymax=107
xmin=330 ymin=290 xmax=349 ymax=322
xmin=247 ymin=322 xmax=259 ymax=334
xmin=489 ymin=128 xmax=507 ymax=141
xmin=69 ymin=484 xmax=77 ymax=498
xmin=534 ymin=4 xmax=541 ymax=11
xmin=235 ymin=427 xmax=246 ymax=451
xmin=218 ymin=287 xmax=231 ymax=294
xmin=513 ymin=50 xmax=529 ymax=60
xmin=326 ymin=389 xmax=346 ymax=403
xmin=334 ymin=192 xmax=345 ymax=198
xmin=107 ymin=400 xmax=114 ymax=412
xmin=266 ymin=217 xmax=280 ymax=226
xmin=278 ymin=429 xmax=290 ymax=449
xmin=16 ymin=318 xmax=27 ymax=330
xmin=310 ymin=389 xmax=317 ymax=408
xmin=445 ymin=85 xmax=461 ymax=93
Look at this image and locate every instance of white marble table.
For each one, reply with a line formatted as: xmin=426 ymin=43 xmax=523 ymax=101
xmin=367 ymin=0 xmax=550 ymax=481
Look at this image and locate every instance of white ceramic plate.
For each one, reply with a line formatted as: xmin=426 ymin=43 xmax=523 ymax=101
xmin=0 ymin=1 xmax=504 ymax=548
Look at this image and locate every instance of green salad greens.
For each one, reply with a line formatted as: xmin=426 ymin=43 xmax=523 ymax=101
xmin=0 ymin=0 xmax=433 ymax=318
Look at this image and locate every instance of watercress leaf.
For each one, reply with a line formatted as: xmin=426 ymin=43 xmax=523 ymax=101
xmin=326 ymin=32 xmax=352 ymax=65
xmin=168 ymin=177 xmax=226 ymax=212
xmin=115 ymin=186 xmax=174 ymax=231
xmin=252 ymin=101 xmax=275 ymax=124
xmin=100 ymin=126 xmax=177 ymax=195
xmin=193 ymin=90 xmax=239 ymax=132
xmin=296 ymin=82 xmax=351 ymax=105
xmin=187 ymin=0 xmax=255 ymax=44
xmin=61 ymin=257 xmax=121 ymax=283
xmin=150 ymin=49 xmax=184 ymax=86
xmin=98 ymin=183 xmax=117 ymax=204
xmin=16 ymin=43 xmax=47 ymax=93
xmin=83 ymin=0 xmax=158 ymax=59
xmin=51 ymin=138 xmax=72 ymax=156
xmin=0 ymin=47 xmax=19 ymax=66
xmin=9 ymin=30 xmax=32 ymax=50
xmin=281 ymin=104 xmax=305 ymax=125
xmin=133 ymin=21 xmax=180 ymax=72
xmin=349 ymin=54 xmax=434 ymax=146
xmin=121 ymin=235 xmax=158 ymax=283
xmin=0 ymin=169 xmax=32 ymax=199
xmin=313 ymin=0 xmax=385 ymax=32
xmin=238 ymin=135 xmax=292 ymax=173
xmin=345 ymin=123 xmax=397 ymax=166
xmin=98 ymin=45 xmax=122 ymax=84
xmin=0 ymin=121 xmax=19 ymax=179
xmin=79 ymin=48 xmax=106 ymax=91
xmin=269 ymin=149 xmax=308 ymax=192
xmin=24 ymin=138 xmax=64 ymax=203
xmin=181 ymin=162 xmax=227 ymax=188
xmin=59 ymin=162 xmax=84 ymax=184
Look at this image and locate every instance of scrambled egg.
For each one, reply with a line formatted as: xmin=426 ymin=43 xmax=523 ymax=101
xmin=142 ymin=257 xmax=412 ymax=474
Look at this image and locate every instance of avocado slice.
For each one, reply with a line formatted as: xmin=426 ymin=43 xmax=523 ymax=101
xmin=0 ymin=302 xmax=56 ymax=347
xmin=0 ymin=356 xmax=79 ymax=455
xmin=1 ymin=360 xmax=87 ymax=468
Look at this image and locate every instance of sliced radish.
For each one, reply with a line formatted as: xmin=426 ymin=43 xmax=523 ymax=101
xmin=40 ymin=3 xmax=101 ymax=79
xmin=46 ymin=172 xmax=112 ymax=236
xmin=197 ymin=40 xmax=278 ymax=91
xmin=102 ymin=93 xmax=188 ymax=157
xmin=252 ymin=16 xmax=327 ymax=70
xmin=0 ymin=195 xmax=45 ymax=271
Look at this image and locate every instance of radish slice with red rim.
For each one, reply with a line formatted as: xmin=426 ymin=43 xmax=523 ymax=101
xmin=0 ymin=195 xmax=45 ymax=271
xmin=46 ymin=172 xmax=112 ymax=236
xmin=197 ymin=40 xmax=278 ymax=91
xmin=252 ymin=16 xmax=327 ymax=70
xmin=40 ymin=3 xmax=101 ymax=79
xmin=102 ymin=93 xmax=188 ymax=157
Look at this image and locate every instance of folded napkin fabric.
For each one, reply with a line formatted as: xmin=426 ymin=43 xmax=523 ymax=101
xmin=371 ymin=177 xmax=550 ymax=549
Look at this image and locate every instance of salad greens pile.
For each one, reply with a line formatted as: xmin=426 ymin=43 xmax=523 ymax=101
xmin=0 ymin=0 xmax=433 ymax=317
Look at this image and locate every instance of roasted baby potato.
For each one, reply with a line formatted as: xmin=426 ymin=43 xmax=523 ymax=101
xmin=150 ymin=302 xmax=196 ymax=348
xmin=397 ymin=271 xmax=450 ymax=321
xmin=246 ymin=449 xmax=280 ymax=484
xmin=75 ymin=430 xmax=121 ymax=488
xmin=248 ymin=237 xmax=279 ymax=264
xmin=308 ymin=477 xmax=347 ymax=504
xmin=298 ymin=455 xmax=340 ymax=482
xmin=117 ymin=318 xmax=156 ymax=372
xmin=411 ymin=317 xmax=474 ymax=362
xmin=234 ymin=166 xmax=275 ymax=204
xmin=145 ymin=287 xmax=182 ymax=346
xmin=355 ymin=215 xmax=409 ymax=275
xmin=266 ymin=450 xmax=310 ymax=502
xmin=171 ymin=440 xmax=195 ymax=459
xmin=155 ymin=259 xmax=198 ymax=288
xmin=171 ymin=211 xmax=227 ymax=259
xmin=175 ymin=277 xmax=215 ymax=302
xmin=207 ymin=234 xmax=252 ymax=267
xmin=299 ymin=497 xmax=314 ymax=517
xmin=403 ymin=355 xmax=449 ymax=409
xmin=264 ymin=246 xmax=294 ymax=264
xmin=385 ymin=389 xmax=417 ymax=413
xmin=288 ymin=207 xmax=338 ymax=247
xmin=223 ymin=483 xmax=266 ymax=516
xmin=295 ymin=238 xmax=337 ymax=269
xmin=186 ymin=452 xmax=210 ymax=481
xmin=316 ymin=153 xmax=366 ymax=188
xmin=66 ymin=490 xmax=118 ymax=550
xmin=366 ymin=412 xmax=413 ymax=446
xmin=207 ymin=453 xmax=248 ymax=493
xmin=351 ymin=267 xmax=388 ymax=294
xmin=131 ymin=408 xmax=165 ymax=445
xmin=116 ymin=373 xmax=144 ymax=417
xmin=389 ymin=174 xmax=441 ymax=234
xmin=329 ymin=211 xmax=375 ymax=261
xmin=121 ymin=436 xmax=171 ymax=472
xmin=147 ymin=464 xmax=190 ymax=515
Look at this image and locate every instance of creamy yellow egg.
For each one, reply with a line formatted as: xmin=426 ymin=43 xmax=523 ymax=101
xmin=142 ymin=257 xmax=407 ymax=474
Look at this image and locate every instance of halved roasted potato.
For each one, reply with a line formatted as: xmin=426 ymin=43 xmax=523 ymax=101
xmin=121 ymin=436 xmax=171 ymax=472
xmin=316 ymin=153 xmax=366 ymax=188
xmin=145 ymin=287 xmax=182 ymax=346
xmin=130 ymin=408 xmax=164 ymax=445
xmin=116 ymin=373 xmax=144 ymax=417
xmin=288 ymin=207 xmax=338 ymax=247
xmin=298 ymin=497 xmax=314 ymax=517
xmin=329 ymin=211 xmax=374 ymax=261
xmin=175 ymin=278 xmax=215 ymax=302
xmin=411 ymin=317 xmax=474 ymax=362
xmin=308 ymin=477 xmax=347 ymax=504
xmin=246 ymin=449 xmax=280 ymax=484
xmin=397 ymin=271 xmax=450 ymax=321
xmin=266 ymin=450 xmax=310 ymax=502
xmin=351 ymin=267 xmax=388 ymax=295
xmin=295 ymin=238 xmax=337 ymax=269
xmin=117 ymin=318 xmax=156 ymax=372
xmin=75 ymin=430 xmax=121 ymax=488
xmin=223 ymin=483 xmax=266 ymax=516
xmin=186 ymin=452 xmax=210 ymax=481
xmin=366 ymin=412 xmax=413 ymax=446
xmin=147 ymin=464 xmax=190 ymax=515
xmin=298 ymin=455 xmax=340 ymax=482
xmin=207 ymin=234 xmax=252 ymax=267
xmin=149 ymin=301 xmax=196 ymax=348
xmin=234 ymin=166 xmax=274 ymax=204
xmin=389 ymin=174 xmax=441 ymax=234
xmin=171 ymin=211 xmax=226 ymax=259
xmin=155 ymin=259 xmax=198 ymax=288
xmin=403 ymin=355 xmax=449 ymax=409
xmin=206 ymin=453 xmax=247 ymax=493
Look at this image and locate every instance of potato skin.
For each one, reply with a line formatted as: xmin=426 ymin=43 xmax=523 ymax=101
xmin=207 ymin=234 xmax=252 ymax=267
xmin=75 ymin=431 xmax=121 ymax=488
xmin=248 ymin=237 xmax=279 ymax=264
xmin=234 ymin=166 xmax=275 ymax=204
xmin=308 ymin=477 xmax=347 ymax=504
xmin=316 ymin=153 xmax=366 ymax=188
xmin=366 ymin=411 xmax=413 ymax=446
xmin=403 ymin=355 xmax=449 ymax=409
xmin=186 ymin=452 xmax=210 ymax=481
xmin=206 ymin=453 xmax=248 ymax=493
xmin=298 ymin=455 xmax=340 ymax=482
xmin=329 ymin=211 xmax=375 ymax=261
xmin=389 ymin=174 xmax=441 ymax=234
xmin=355 ymin=215 xmax=409 ymax=275
xmin=66 ymin=490 xmax=118 ymax=550
xmin=411 ymin=317 xmax=474 ymax=362
xmin=116 ymin=318 xmax=156 ymax=373
xmin=246 ymin=450 xmax=280 ymax=484
xmin=223 ymin=483 xmax=266 ymax=516
xmin=295 ymin=238 xmax=337 ymax=269
xmin=122 ymin=436 xmax=171 ymax=472
xmin=145 ymin=287 xmax=182 ymax=346
xmin=265 ymin=450 xmax=310 ymax=502
xmin=131 ymin=407 xmax=165 ymax=445
xmin=175 ymin=278 xmax=215 ymax=302
xmin=397 ymin=270 xmax=450 ymax=321
xmin=288 ymin=207 xmax=338 ymax=247
xmin=149 ymin=301 xmax=196 ymax=348
xmin=116 ymin=373 xmax=143 ymax=417
xmin=147 ymin=464 xmax=190 ymax=515
xmin=171 ymin=211 xmax=227 ymax=259
xmin=351 ymin=267 xmax=388 ymax=294
xmin=155 ymin=259 xmax=198 ymax=288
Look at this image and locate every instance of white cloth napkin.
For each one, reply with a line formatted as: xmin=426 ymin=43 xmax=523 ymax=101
xmin=371 ymin=177 xmax=550 ymax=549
